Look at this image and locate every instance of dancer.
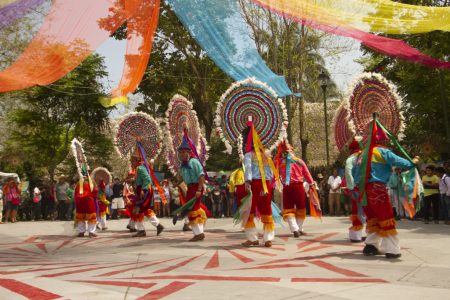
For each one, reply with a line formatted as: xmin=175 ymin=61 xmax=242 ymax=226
xmin=97 ymin=180 xmax=110 ymax=231
xmin=358 ymin=116 xmax=418 ymax=259
xmin=242 ymin=125 xmax=276 ymax=247
xmin=130 ymin=148 xmax=164 ymax=237
xmin=277 ymin=141 xmax=315 ymax=237
xmin=71 ymin=139 xmax=97 ymax=238
xmin=344 ymin=138 xmax=365 ymax=242
xmin=123 ymin=172 xmax=137 ymax=232
xmin=177 ymin=131 xmax=207 ymax=241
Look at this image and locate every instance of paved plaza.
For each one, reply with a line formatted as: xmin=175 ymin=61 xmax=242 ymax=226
xmin=0 ymin=217 xmax=449 ymax=299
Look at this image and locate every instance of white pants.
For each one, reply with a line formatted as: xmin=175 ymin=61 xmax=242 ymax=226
xmin=349 ymin=228 xmax=363 ymax=241
xmin=286 ymin=216 xmax=305 ymax=233
xmin=136 ymin=215 xmax=160 ymax=231
xmin=245 ymin=227 xmax=274 ymax=242
xmin=99 ymin=215 xmax=107 ymax=229
xmin=78 ymin=221 xmax=96 ymax=234
xmin=192 ymin=223 xmax=204 ymax=235
xmin=365 ymin=232 xmax=400 ymax=254
xmin=111 ymin=197 xmax=125 ymax=209
xmin=128 ymin=219 xmax=135 ymax=229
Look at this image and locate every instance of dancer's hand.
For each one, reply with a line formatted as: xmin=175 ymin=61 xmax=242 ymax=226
xmin=412 ymin=156 xmax=420 ymax=164
xmin=195 ymin=190 xmax=202 ymax=198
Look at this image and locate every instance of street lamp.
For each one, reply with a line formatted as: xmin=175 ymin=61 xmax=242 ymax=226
xmin=318 ymin=71 xmax=330 ymax=167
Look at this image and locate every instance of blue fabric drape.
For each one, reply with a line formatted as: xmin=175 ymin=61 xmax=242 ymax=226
xmin=167 ymin=0 xmax=293 ymax=97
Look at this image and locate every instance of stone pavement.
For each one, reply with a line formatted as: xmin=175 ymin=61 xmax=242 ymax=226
xmin=0 ymin=217 xmax=449 ymax=300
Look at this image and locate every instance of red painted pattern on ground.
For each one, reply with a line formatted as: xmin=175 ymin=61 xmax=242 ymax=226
xmin=130 ymin=275 xmax=281 ymax=282
xmin=0 ymin=278 xmax=61 ymax=300
xmin=153 ymin=253 xmax=205 ymax=273
xmin=234 ymin=263 xmax=307 ymax=271
xmin=297 ymin=232 xmax=339 ymax=250
xmin=291 ymin=278 xmax=387 ymax=283
xmin=308 ymin=260 xmax=368 ymax=277
xmin=99 ymin=258 xmax=181 ymax=277
xmin=205 ymin=250 xmax=219 ymax=269
xmin=239 ymin=248 xmax=277 ymax=257
xmin=226 ymin=250 xmax=254 ymax=263
xmin=137 ymin=281 xmax=195 ymax=300
xmin=73 ymin=280 xmax=157 ymax=289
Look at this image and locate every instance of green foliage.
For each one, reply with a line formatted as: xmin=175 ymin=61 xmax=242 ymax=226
xmin=206 ymin=136 xmax=240 ymax=171
xmin=359 ymin=0 xmax=450 ymax=160
xmin=1 ymin=55 xmax=114 ymax=180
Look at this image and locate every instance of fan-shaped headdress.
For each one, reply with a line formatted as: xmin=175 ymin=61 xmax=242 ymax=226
xmin=346 ymin=73 xmax=404 ymax=143
xmin=115 ymin=111 xmax=162 ymax=160
xmin=165 ymin=94 xmax=209 ymax=175
xmin=332 ymin=100 xmax=353 ymax=152
xmin=91 ymin=167 xmax=112 ymax=186
xmin=215 ymin=78 xmax=288 ymax=159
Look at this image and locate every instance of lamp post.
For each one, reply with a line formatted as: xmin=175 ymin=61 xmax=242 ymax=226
xmin=318 ymin=71 xmax=330 ymax=167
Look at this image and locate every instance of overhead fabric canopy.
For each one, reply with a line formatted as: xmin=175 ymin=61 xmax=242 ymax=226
xmin=252 ymin=1 xmax=450 ymax=69
xmin=251 ymin=0 xmax=450 ymax=34
xmin=0 ymin=0 xmax=46 ymax=31
xmin=0 ymin=0 xmax=160 ymax=108
xmin=167 ymin=0 xmax=293 ymax=97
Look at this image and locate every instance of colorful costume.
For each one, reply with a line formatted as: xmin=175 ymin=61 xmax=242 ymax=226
xmin=97 ymin=180 xmax=110 ymax=230
xmin=344 ymin=139 xmax=365 ymax=242
xmin=74 ymin=181 xmax=97 ymax=236
xmin=133 ymin=162 xmax=163 ymax=237
xmin=123 ymin=180 xmax=137 ymax=232
xmin=278 ymin=142 xmax=314 ymax=237
xmin=178 ymin=132 xmax=208 ymax=241
xmin=229 ymin=167 xmax=245 ymax=208
xmin=71 ymin=138 xmax=97 ymax=237
xmin=115 ymin=112 xmax=166 ymax=237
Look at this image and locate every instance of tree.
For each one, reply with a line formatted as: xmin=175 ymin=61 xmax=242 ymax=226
xmin=238 ymin=0 xmax=343 ymax=162
xmin=359 ymin=0 xmax=450 ymax=160
xmin=1 ymin=54 xmax=114 ymax=180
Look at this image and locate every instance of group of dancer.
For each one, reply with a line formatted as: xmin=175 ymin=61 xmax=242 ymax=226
xmin=71 ymin=74 xmax=420 ymax=259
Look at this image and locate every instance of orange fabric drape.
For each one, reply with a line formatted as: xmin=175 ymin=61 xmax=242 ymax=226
xmin=0 ymin=0 xmax=160 ymax=107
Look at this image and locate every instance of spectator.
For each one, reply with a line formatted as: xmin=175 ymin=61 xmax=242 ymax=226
xmin=317 ymin=173 xmax=327 ymax=214
xmin=211 ymin=183 xmax=223 ymax=218
xmin=153 ymin=188 xmax=162 ymax=218
xmin=3 ymin=177 xmax=21 ymax=223
xmin=110 ymin=178 xmax=124 ymax=220
xmin=219 ymin=175 xmax=229 ymax=217
xmin=327 ymin=169 xmax=342 ymax=216
xmin=162 ymin=179 xmax=171 ymax=217
xmin=0 ymin=184 xmax=3 ymax=224
xmin=55 ymin=176 xmax=69 ymax=220
xmin=422 ymin=165 xmax=440 ymax=224
xmin=437 ymin=167 xmax=450 ymax=225
xmin=41 ymin=184 xmax=55 ymax=220
xmin=32 ymin=185 xmax=42 ymax=221
xmin=66 ymin=180 xmax=75 ymax=220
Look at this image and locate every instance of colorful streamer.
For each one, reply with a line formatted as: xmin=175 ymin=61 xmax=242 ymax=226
xmin=252 ymin=1 xmax=450 ymax=69
xmin=0 ymin=0 xmax=46 ymax=31
xmin=251 ymin=0 xmax=450 ymax=34
xmin=167 ymin=0 xmax=293 ymax=97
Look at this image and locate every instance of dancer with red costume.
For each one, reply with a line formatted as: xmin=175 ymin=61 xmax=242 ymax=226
xmin=175 ymin=130 xmax=209 ymax=242
xmin=277 ymin=141 xmax=315 ymax=237
xmin=92 ymin=167 xmax=112 ymax=231
xmin=71 ymin=138 xmax=98 ymax=238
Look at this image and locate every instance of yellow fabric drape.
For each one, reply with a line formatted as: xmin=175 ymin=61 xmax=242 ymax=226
xmin=252 ymin=0 xmax=450 ymax=34
xmin=0 ymin=0 xmax=16 ymax=7
xmin=251 ymin=126 xmax=281 ymax=193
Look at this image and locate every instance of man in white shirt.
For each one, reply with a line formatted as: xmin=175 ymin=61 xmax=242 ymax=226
xmin=327 ymin=169 xmax=342 ymax=216
xmin=437 ymin=167 xmax=450 ymax=225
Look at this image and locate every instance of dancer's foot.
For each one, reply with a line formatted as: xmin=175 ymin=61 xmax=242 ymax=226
xmin=241 ymin=240 xmax=259 ymax=247
xmin=385 ymin=253 xmax=401 ymax=259
xmin=189 ymin=233 xmax=205 ymax=242
xmin=264 ymin=241 xmax=272 ymax=247
xmin=156 ymin=224 xmax=164 ymax=236
xmin=77 ymin=233 xmax=85 ymax=237
xmin=182 ymin=224 xmax=191 ymax=231
xmin=132 ymin=230 xmax=146 ymax=237
xmin=88 ymin=232 xmax=97 ymax=238
xmin=293 ymin=231 xmax=300 ymax=238
xmin=363 ymin=244 xmax=379 ymax=256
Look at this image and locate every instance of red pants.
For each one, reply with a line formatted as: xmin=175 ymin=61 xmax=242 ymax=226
xmin=235 ymin=184 xmax=246 ymax=208
xmin=75 ymin=196 xmax=96 ymax=224
xmin=363 ymin=182 xmax=396 ymax=236
xmin=187 ymin=183 xmax=206 ymax=225
xmin=350 ymin=197 xmax=363 ymax=231
xmin=99 ymin=201 xmax=108 ymax=218
xmin=282 ymin=182 xmax=306 ymax=220
xmin=136 ymin=189 xmax=155 ymax=222
xmin=246 ymin=180 xmax=273 ymax=231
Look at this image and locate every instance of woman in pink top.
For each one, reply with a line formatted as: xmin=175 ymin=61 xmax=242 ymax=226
xmin=277 ymin=142 xmax=314 ymax=237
